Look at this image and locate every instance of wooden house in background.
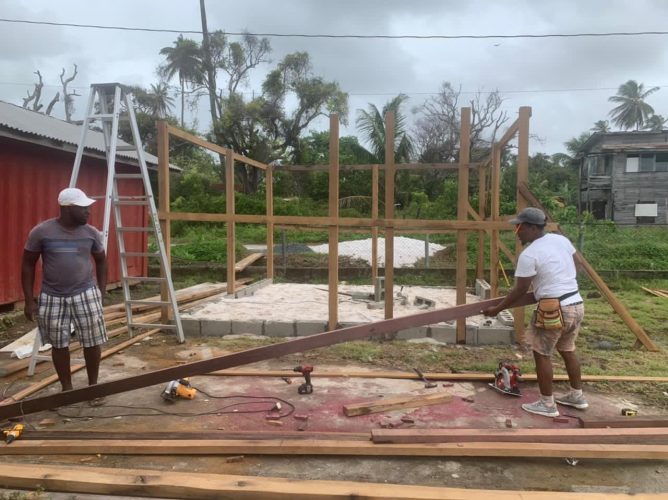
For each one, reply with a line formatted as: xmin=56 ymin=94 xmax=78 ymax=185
xmin=577 ymin=130 xmax=668 ymax=225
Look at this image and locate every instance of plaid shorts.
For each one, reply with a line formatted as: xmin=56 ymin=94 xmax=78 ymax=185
xmin=524 ymin=303 xmax=585 ymax=356
xmin=37 ymin=287 xmax=108 ymax=349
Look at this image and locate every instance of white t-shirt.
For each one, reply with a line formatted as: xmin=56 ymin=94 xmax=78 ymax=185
xmin=515 ymin=233 xmax=583 ymax=305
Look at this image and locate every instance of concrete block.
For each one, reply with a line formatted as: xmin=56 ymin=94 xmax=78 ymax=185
xmin=229 ymin=278 xmax=272 ymax=298
xmin=231 ymin=320 xmax=265 ymax=335
xmin=374 ymin=276 xmax=385 ymax=301
xmin=466 ymin=325 xmax=478 ymax=345
xmin=475 ymin=279 xmax=491 ymax=300
xmin=181 ymin=318 xmax=201 ymax=337
xmin=296 ymin=321 xmax=327 ymax=337
xmin=477 ymin=324 xmax=515 ymax=345
xmin=201 ymin=319 xmax=231 ymax=337
xmin=429 ymin=323 xmax=456 ymax=344
xmin=497 ymin=309 xmax=515 ymax=327
xmin=265 ymin=320 xmax=295 ymax=337
xmin=396 ymin=326 xmax=429 ymax=340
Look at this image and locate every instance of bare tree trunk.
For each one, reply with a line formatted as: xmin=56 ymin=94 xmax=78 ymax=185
xmin=23 ymin=71 xmax=44 ymax=111
xmin=60 ymin=64 xmax=79 ymax=122
xmin=45 ymin=92 xmax=60 ymax=115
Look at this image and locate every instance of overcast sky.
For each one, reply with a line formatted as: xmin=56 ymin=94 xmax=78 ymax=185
xmin=2 ymin=0 xmax=668 ymax=156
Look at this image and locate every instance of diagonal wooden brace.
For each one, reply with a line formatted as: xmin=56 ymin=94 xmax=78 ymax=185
xmin=0 ymin=293 xmax=535 ymax=420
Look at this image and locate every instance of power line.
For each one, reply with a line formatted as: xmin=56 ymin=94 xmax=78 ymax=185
xmin=3 ymin=17 xmax=668 ymax=40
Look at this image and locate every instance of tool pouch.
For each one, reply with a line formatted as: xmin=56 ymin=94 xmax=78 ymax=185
xmin=534 ymin=298 xmax=563 ymax=330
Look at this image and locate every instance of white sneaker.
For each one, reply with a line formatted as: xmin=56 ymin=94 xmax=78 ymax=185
xmin=522 ymin=399 xmax=559 ymax=417
xmin=555 ymin=392 xmax=589 ymax=410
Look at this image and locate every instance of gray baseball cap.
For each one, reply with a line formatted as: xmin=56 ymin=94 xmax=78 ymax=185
xmin=509 ymin=207 xmax=546 ymax=225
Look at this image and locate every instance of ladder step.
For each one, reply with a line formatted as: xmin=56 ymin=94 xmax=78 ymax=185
xmin=115 ymin=173 xmax=144 ymax=179
xmin=120 ymin=251 xmax=161 ymax=258
xmin=126 ymin=300 xmax=172 ymax=306
xmin=122 ymin=276 xmax=166 ymax=283
xmin=117 ymin=227 xmax=155 ymax=233
xmin=115 ymin=200 xmax=149 ymax=206
xmin=115 ymin=145 xmax=137 ymax=152
xmin=129 ymin=322 xmax=177 ymax=330
xmin=89 ymin=113 xmax=115 ymax=120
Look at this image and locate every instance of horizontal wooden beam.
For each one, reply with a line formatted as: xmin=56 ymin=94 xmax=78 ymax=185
xmin=163 ymin=211 xmax=559 ymax=232
xmin=278 ymin=162 xmax=481 ymax=172
xmin=2 ymin=439 xmax=666 ymax=460
xmin=166 ymin=124 xmax=229 ymax=156
xmin=0 ymin=463 xmax=649 ymax=500
xmin=372 ymin=427 xmax=668 ymax=444
xmin=0 ymin=294 xmax=535 ymax=420
xmin=233 ymin=152 xmax=267 ymax=170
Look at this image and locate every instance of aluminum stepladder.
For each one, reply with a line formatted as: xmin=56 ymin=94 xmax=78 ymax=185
xmin=27 ymin=83 xmax=184 ymax=375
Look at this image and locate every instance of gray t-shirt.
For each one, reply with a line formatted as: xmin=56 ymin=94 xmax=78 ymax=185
xmin=25 ymin=218 xmax=104 ymax=296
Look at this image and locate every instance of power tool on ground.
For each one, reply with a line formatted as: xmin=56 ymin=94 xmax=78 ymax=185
xmin=161 ymin=378 xmax=197 ymax=402
xmin=3 ymin=423 xmax=24 ymax=444
xmin=293 ymin=365 xmax=314 ymax=394
xmin=488 ymin=362 xmax=522 ymax=396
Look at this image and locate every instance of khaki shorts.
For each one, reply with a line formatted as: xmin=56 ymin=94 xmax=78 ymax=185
xmin=524 ymin=303 xmax=584 ymax=356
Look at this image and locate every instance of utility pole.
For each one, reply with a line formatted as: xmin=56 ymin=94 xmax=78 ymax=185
xmin=199 ymin=0 xmax=219 ymax=124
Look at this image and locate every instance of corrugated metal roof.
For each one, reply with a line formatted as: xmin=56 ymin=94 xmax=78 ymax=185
xmin=0 ymin=100 xmax=168 ymax=168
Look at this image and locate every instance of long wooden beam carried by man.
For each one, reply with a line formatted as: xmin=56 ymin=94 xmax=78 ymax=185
xmin=0 ymin=294 xmax=535 ymax=420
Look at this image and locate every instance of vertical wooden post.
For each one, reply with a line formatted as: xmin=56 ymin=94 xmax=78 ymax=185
xmin=266 ymin=165 xmax=274 ymax=280
xmin=328 ymin=114 xmax=340 ymax=331
xmin=225 ymin=149 xmax=235 ymax=295
xmin=456 ymin=108 xmax=471 ymax=343
xmin=476 ymin=163 xmax=487 ymax=279
xmin=371 ymin=164 xmax=379 ymax=283
xmin=490 ymin=144 xmax=501 ymax=297
xmin=384 ymin=112 xmax=396 ymax=320
xmin=513 ymin=106 xmax=532 ymax=342
xmin=157 ymin=120 xmax=171 ymax=322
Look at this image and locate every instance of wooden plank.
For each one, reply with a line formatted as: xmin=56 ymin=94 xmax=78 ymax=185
xmin=467 ymin=204 xmax=515 ymax=262
xmin=166 ymin=124 xmax=229 ymax=156
xmin=580 ymin=417 xmax=668 ymax=429
xmin=384 ymin=111 xmax=396 ymax=320
xmin=371 ymin=164 xmax=379 ymax=282
xmin=233 ymin=151 xmax=267 ymax=170
xmin=2 ymin=439 xmax=667 ymax=460
xmin=497 ymin=117 xmax=520 ymax=148
xmin=343 ymin=392 xmax=452 ymax=417
xmin=490 ymin=144 xmax=501 ymax=296
xmin=157 ymin=119 xmax=171 ymax=322
xmin=328 ymin=114 xmax=340 ymax=331
xmin=22 ymin=430 xmax=370 ymax=441
xmin=0 ymin=463 xmax=653 ymax=500
xmin=234 ymin=253 xmax=264 ymax=272
xmin=266 ymin=166 xmax=274 ymax=279
xmin=372 ymin=427 xmax=668 ymax=444
xmin=518 ymin=182 xmax=659 ymax=352
xmin=226 ymin=149 xmax=236 ymax=295
xmin=278 ymin=162 xmax=478 ymax=172
xmin=0 ymin=293 xmax=536 ymax=420
xmin=456 ymin=107 xmax=471 ymax=343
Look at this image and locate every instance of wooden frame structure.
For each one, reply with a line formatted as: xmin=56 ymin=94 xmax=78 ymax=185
xmin=155 ymin=107 xmax=658 ymax=350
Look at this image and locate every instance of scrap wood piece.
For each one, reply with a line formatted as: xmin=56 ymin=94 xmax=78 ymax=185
xmin=641 ymin=287 xmax=668 ymax=299
xmin=0 ymin=463 xmax=655 ymax=500
xmin=578 ymin=417 xmax=668 ymax=428
xmin=21 ymin=430 xmax=369 ymax=441
xmin=371 ymin=427 xmax=668 ymax=444
xmin=2 ymin=439 xmax=668 ymax=460
xmin=344 ymin=392 xmax=453 ymax=417
xmin=234 ymin=252 xmax=264 ymax=272
xmin=0 ymin=293 xmax=535 ymax=420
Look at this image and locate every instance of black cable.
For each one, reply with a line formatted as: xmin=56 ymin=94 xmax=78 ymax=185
xmin=3 ymin=18 xmax=668 ymax=40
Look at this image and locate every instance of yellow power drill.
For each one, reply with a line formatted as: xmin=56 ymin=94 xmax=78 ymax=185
xmin=3 ymin=423 xmax=24 ymax=444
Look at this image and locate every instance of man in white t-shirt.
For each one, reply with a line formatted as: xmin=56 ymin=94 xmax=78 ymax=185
xmin=482 ymin=207 xmax=587 ymax=418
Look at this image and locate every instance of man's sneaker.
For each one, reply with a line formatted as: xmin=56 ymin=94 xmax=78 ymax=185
xmin=521 ymin=399 xmax=559 ymax=417
xmin=555 ymin=392 xmax=589 ymax=410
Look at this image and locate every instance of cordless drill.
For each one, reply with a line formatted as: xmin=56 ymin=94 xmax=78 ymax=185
xmin=3 ymin=424 xmax=24 ymax=444
xmin=293 ymin=365 xmax=313 ymax=394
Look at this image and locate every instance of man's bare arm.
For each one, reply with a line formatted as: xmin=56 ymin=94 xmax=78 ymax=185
xmin=21 ymin=250 xmax=40 ymax=321
xmin=482 ymin=276 xmax=533 ymax=317
xmin=92 ymin=250 xmax=107 ymax=296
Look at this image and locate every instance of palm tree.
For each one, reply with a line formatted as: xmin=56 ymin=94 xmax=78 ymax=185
xmin=147 ymin=82 xmax=174 ymax=118
xmin=590 ymin=120 xmax=610 ymax=134
xmin=608 ymin=80 xmax=659 ymax=131
xmin=644 ymin=114 xmax=667 ymax=132
xmin=355 ymin=94 xmax=414 ymax=163
xmin=159 ymin=35 xmax=203 ymax=127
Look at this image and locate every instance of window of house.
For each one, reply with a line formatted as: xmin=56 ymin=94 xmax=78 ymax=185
xmin=656 ymin=153 xmax=668 ymax=172
xmin=635 ymin=202 xmax=658 ymax=224
xmin=640 ymin=154 xmax=655 ymax=172
xmin=625 ymin=154 xmax=639 ymax=172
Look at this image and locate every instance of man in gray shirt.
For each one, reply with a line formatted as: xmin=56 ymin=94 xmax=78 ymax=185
xmin=22 ymin=187 xmax=108 ymax=393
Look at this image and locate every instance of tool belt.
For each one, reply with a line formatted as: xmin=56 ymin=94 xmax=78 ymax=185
xmin=534 ymin=291 xmax=578 ymax=330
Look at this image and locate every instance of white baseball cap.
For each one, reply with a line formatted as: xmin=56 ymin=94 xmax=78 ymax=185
xmin=58 ymin=187 xmax=96 ymax=207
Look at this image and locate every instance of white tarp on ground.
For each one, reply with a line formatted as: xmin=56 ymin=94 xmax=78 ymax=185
xmin=308 ymin=236 xmax=445 ymax=267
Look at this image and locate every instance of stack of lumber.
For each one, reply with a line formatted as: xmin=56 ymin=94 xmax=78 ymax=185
xmin=641 ymin=287 xmax=668 ymax=299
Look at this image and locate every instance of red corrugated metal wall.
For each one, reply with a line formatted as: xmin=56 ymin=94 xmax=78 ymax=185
xmin=0 ymin=137 xmax=149 ymax=305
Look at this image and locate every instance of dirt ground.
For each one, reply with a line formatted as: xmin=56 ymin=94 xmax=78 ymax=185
xmin=1 ymin=334 xmax=667 ymax=497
